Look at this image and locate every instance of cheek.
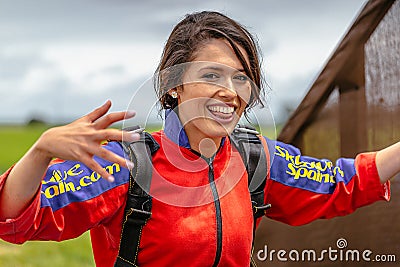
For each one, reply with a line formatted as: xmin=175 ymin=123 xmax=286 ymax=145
xmin=178 ymin=97 xmax=208 ymax=122
xmin=178 ymin=84 xmax=203 ymax=102
xmin=237 ymin=91 xmax=250 ymax=112
xmin=238 ymin=85 xmax=252 ymax=105
xmin=178 ymin=84 xmax=217 ymax=111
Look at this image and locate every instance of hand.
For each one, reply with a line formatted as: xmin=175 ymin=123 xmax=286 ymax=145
xmin=34 ymin=100 xmax=139 ymax=182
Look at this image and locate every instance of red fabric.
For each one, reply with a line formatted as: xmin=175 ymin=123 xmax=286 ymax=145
xmin=0 ymin=133 xmax=390 ymax=267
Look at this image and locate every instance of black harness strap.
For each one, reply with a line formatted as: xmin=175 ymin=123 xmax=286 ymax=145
xmin=114 ymin=129 xmax=160 ymax=267
xmin=230 ymin=125 xmax=271 ymax=267
xmin=230 ymin=125 xmax=271 ymax=215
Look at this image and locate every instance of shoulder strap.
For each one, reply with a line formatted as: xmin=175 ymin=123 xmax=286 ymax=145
xmin=229 ymin=124 xmax=271 ymax=216
xmin=114 ymin=126 xmax=160 ymax=267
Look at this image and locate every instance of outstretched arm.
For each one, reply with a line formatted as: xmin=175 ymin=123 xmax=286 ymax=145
xmin=376 ymin=141 xmax=400 ymax=183
xmin=0 ymin=100 xmax=138 ymax=220
xmin=265 ymin=138 xmax=390 ymax=226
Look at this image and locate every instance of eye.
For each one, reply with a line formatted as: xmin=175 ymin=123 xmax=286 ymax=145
xmin=201 ymin=73 xmax=219 ymax=80
xmin=233 ymin=74 xmax=248 ymax=82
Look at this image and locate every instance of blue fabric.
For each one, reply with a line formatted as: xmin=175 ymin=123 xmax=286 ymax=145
xmin=268 ymin=139 xmax=356 ymax=195
xmin=40 ymin=142 xmax=130 ymax=211
xmin=164 ymin=109 xmax=191 ymax=148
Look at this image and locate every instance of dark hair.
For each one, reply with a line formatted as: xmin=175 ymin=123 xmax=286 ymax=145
xmin=155 ymin=11 xmax=265 ymax=113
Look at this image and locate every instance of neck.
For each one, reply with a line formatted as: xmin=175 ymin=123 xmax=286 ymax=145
xmin=185 ymin=128 xmax=222 ymax=158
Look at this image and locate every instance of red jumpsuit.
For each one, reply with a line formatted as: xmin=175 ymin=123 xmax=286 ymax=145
xmin=0 ymin=112 xmax=390 ymax=266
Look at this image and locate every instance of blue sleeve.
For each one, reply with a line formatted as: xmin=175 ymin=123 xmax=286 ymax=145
xmin=40 ymin=142 xmax=130 ymax=211
xmin=268 ymin=139 xmax=356 ymax=195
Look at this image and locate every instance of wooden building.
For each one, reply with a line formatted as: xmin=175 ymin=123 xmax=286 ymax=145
xmin=255 ymin=0 xmax=399 ymax=266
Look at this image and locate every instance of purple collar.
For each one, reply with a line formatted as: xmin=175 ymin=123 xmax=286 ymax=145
xmin=163 ymin=109 xmax=226 ymax=149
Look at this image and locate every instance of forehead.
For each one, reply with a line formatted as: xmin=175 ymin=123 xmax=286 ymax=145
xmin=191 ymin=39 xmax=249 ymax=71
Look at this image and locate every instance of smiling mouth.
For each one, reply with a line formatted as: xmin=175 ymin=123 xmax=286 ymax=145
xmin=207 ymin=105 xmax=236 ymax=121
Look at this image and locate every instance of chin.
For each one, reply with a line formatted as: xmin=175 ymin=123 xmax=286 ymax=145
xmin=200 ymin=119 xmax=237 ymax=137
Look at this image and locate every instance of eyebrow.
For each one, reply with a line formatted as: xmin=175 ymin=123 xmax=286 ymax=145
xmin=199 ymin=65 xmax=245 ymax=73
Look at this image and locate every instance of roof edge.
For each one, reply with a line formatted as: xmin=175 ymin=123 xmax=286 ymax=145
xmin=278 ymin=0 xmax=395 ymax=143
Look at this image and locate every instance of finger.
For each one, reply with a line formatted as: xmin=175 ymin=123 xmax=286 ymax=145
xmin=94 ymin=110 xmax=136 ymax=129
xmin=81 ymin=100 xmax=112 ymax=123
xmin=94 ymin=129 xmax=140 ymax=142
xmin=81 ymin=155 xmax=116 ymax=182
xmin=94 ymin=146 xmax=135 ymax=170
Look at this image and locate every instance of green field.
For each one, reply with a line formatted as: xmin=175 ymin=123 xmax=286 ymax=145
xmin=0 ymin=125 xmax=94 ymax=267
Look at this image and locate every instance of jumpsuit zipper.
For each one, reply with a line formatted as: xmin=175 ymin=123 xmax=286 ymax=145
xmin=204 ymin=156 xmax=223 ymax=267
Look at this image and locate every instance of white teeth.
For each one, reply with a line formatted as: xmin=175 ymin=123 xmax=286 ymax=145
xmin=208 ymin=106 xmax=234 ymax=114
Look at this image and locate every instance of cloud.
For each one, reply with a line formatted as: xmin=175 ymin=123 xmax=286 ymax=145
xmin=0 ymin=0 xmax=367 ymax=124
xmin=40 ymin=43 xmax=162 ymax=92
xmin=0 ymin=51 xmax=42 ymax=79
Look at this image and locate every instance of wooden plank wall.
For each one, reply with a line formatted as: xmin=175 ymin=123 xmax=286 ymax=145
xmin=254 ymin=1 xmax=400 ymax=266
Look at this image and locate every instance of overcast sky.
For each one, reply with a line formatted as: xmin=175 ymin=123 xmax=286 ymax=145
xmin=0 ymin=0 xmax=368 ymax=125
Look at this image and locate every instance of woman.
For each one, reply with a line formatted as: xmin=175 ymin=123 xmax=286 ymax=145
xmin=0 ymin=11 xmax=397 ymax=267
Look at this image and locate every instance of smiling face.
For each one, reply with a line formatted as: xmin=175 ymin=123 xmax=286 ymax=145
xmin=173 ymin=38 xmax=252 ymax=150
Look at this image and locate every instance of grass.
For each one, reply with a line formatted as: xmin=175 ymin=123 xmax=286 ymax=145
xmin=0 ymin=125 xmax=48 ymax=173
xmin=0 ymin=124 xmax=94 ymax=266
xmin=0 ymin=234 xmax=93 ymax=267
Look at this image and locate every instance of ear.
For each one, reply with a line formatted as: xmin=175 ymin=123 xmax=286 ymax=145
xmin=168 ymin=89 xmax=178 ymax=99
xmin=168 ymin=90 xmax=178 ymax=98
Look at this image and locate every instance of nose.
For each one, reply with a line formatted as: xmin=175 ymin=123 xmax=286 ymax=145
xmin=217 ymin=78 xmax=237 ymax=99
